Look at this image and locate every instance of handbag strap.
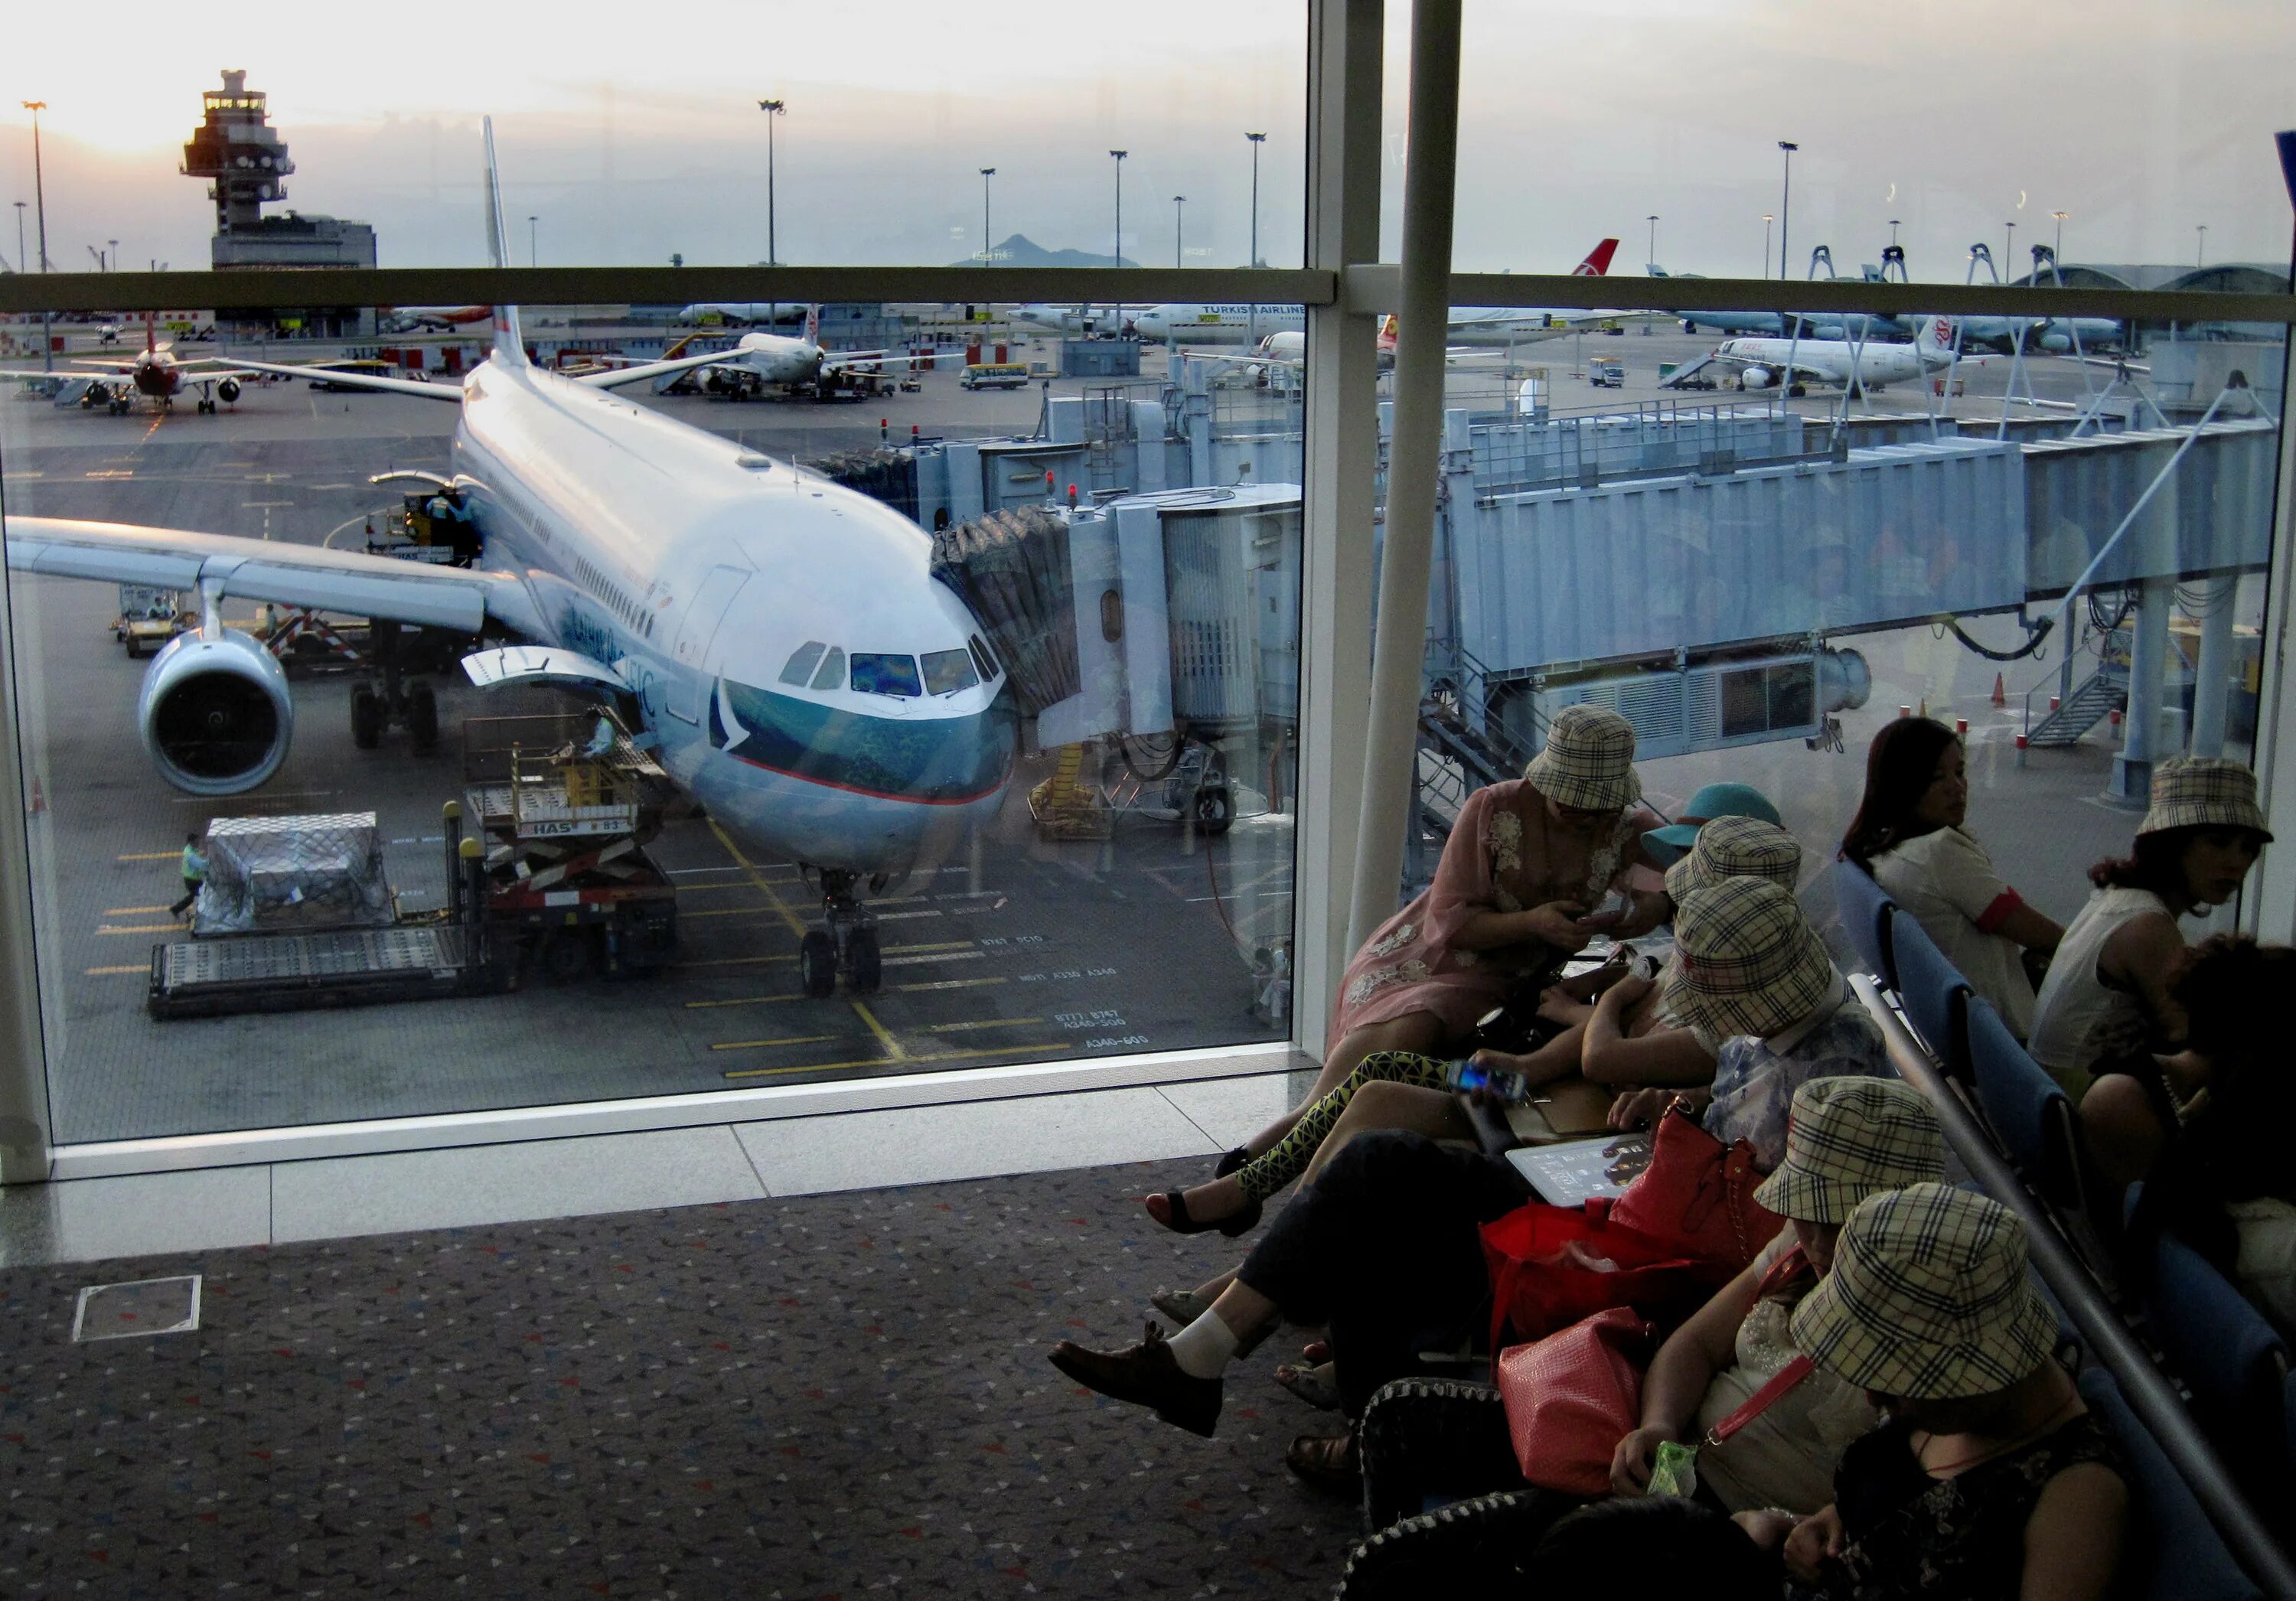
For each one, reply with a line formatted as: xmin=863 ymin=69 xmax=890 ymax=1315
xmin=1702 ymin=1354 xmax=1816 ymax=1447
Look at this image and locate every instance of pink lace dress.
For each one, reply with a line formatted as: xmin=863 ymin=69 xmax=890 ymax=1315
xmin=1330 ymin=780 xmax=1660 ymax=1045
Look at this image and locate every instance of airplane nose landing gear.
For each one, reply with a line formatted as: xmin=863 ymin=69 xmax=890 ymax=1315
xmin=798 ymin=867 xmax=884 ymax=997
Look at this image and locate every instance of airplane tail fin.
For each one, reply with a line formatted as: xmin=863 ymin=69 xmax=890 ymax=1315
xmin=1916 ymin=315 xmax=1960 ymax=357
xmin=145 ymin=311 xmax=157 ymax=354
xmin=803 ymin=304 xmax=820 ymax=346
xmin=481 ymin=117 xmax=528 ymax=369
xmin=1574 ymin=238 xmax=1620 ymax=277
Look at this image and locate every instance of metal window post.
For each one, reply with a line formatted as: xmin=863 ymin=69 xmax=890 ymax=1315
xmin=1290 ymin=0 xmax=1384 ymax=1060
xmin=0 ymin=567 xmax=54 ymax=1182
xmin=1345 ymin=0 xmax=1460 ymax=954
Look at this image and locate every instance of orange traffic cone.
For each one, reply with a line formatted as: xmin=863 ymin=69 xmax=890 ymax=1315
xmin=1991 ymin=672 xmax=2006 ymax=708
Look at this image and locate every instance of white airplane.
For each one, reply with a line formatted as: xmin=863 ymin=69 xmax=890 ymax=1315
xmin=0 ymin=320 xmax=259 ymax=415
xmin=1665 ymin=315 xmax=1982 ymax=394
xmin=614 ymin=307 xmax=959 ymax=397
xmin=1007 ymin=304 xmax=1131 ymax=337
xmin=1 ymin=121 xmax=1013 ymax=999
xmin=380 ymin=304 xmax=493 ymax=334
xmin=1139 ymin=238 xmax=1625 ymax=347
xmin=676 ymin=302 xmax=805 ymax=327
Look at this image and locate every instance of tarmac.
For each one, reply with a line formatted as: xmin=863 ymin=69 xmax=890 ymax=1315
xmin=0 ymin=328 xmax=2253 ymax=1146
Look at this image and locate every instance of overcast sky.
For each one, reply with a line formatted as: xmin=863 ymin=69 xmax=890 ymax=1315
xmin=3 ymin=1 xmax=2290 ymax=280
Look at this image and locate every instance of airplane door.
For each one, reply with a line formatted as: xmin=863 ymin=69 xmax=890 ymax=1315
xmin=665 ymin=565 xmax=750 ymax=722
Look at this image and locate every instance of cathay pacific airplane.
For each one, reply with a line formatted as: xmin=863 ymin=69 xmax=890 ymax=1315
xmin=1 ymin=122 xmax=1014 ymax=998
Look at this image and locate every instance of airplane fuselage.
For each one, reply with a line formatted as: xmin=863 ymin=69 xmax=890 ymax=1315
xmin=1717 ymin=334 xmax=1940 ymax=390
xmin=450 ymin=360 xmax=1014 ymax=875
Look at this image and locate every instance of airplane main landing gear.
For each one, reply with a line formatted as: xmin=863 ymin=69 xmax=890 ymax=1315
xmin=797 ymin=868 xmax=884 ymax=997
xmin=346 ymin=621 xmax=443 ymax=754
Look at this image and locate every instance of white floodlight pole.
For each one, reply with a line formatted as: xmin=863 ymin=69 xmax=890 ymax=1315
xmin=1347 ymin=0 xmax=1462 ymax=950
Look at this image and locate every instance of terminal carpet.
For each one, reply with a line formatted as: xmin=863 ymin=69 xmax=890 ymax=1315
xmin=0 ymin=1159 xmax=1354 ymax=1598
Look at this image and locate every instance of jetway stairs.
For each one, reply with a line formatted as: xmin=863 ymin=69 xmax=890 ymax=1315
xmin=2026 ymin=660 xmax=2131 ymax=748
xmin=1417 ymin=646 xmax=1533 ymax=845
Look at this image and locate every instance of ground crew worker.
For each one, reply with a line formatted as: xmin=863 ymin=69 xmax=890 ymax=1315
xmin=582 ymin=710 xmax=618 ymax=758
xmin=170 ymin=831 xmax=207 ymax=918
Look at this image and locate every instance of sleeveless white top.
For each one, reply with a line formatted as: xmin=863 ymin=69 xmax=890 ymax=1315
xmin=2025 ymin=885 xmax=2170 ymax=1094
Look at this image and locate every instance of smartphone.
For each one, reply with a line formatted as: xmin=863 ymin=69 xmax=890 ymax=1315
xmin=1446 ymin=1058 xmax=1531 ymax=1104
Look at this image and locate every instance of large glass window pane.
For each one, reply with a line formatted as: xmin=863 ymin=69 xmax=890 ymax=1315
xmin=1 ymin=273 xmax=1308 ymax=1140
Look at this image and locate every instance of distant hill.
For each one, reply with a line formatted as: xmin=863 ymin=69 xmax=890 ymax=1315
xmin=949 ymin=233 xmax=1134 ymax=269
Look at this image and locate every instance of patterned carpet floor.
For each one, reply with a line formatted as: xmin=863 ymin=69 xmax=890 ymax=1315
xmin=0 ymin=1159 xmax=1355 ymax=1599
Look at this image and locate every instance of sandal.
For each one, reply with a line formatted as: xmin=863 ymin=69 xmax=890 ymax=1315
xmin=1300 ymin=1339 xmax=1331 ymax=1365
xmin=1274 ymin=1360 xmax=1341 ymax=1412
xmin=1284 ymin=1430 xmax=1359 ymax=1489
xmin=1144 ymin=1189 xmax=1263 ymax=1239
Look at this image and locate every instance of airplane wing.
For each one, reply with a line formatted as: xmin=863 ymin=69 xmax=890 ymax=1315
xmin=820 ymin=349 xmax=964 ymax=373
xmin=227 ymin=357 xmax=468 ymax=402
xmin=0 ymin=367 xmax=118 ymax=384
xmin=2 ymin=515 xmax=542 ymax=636
xmin=576 ymin=348 xmax=742 ymax=390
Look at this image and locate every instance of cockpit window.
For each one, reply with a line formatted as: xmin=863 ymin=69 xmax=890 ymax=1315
xmin=968 ymin=633 xmax=1000 ymax=681
xmin=779 ymin=641 xmax=827 ymax=686
xmin=809 ymin=646 xmax=846 ymax=692
xmin=920 ymin=647 xmax=980 ymax=696
xmin=849 ymin=652 xmax=921 ymax=698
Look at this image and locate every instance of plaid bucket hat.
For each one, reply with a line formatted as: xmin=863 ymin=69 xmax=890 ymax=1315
xmin=1789 ymin=1183 xmax=2058 ymax=1400
xmin=1663 ymin=815 xmax=1804 ymax=902
xmin=1661 ymin=877 xmax=1835 ymax=1039
xmin=2138 ymin=756 xmax=2272 ymax=842
xmin=1753 ymin=1078 xmax=1945 ymax=1225
xmin=1525 ymin=704 xmax=1642 ymax=813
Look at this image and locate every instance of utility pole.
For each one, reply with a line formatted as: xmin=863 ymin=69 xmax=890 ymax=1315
xmin=1109 ymin=149 xmax=1127 ymax=334
xmin=2004 ymin=220 xmax=2017 ymax=281
xmin=1888 ymin=218 xmax=1902 ymax=248
xmin=23 ymin=101 xmax=51 ymax=372
xmin=759 ymin=99 xmax=785 ymax=328
xmin=1776 ymin=142 xmax=1797 ymax=279
xmin=11 ymin=202 xmax=23 ymax=279
xmin=1246 ymin=131 xmax=1267 ymax=267
xmin=1173 ymin=194 xmax=1186 ymax=268
xmin=2197 ymin=223 xmax=2207 ymax=268
xmin=979 ymin=168 xmax=995 ymax=264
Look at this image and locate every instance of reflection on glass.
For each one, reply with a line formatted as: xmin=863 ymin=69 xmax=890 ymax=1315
xmin=0 ymin=297 xmax=1304 ymax=1143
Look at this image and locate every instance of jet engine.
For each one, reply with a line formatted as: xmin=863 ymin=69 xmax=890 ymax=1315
xmin=216 ymin=376 xmax=243 ymax=404
xmin=137 ymin=628 xmax=294 ymax=794
xmin=1740 ymin=366 xmax=1775 ymax=390
xmin=2039 ymin=331 xmax=2072 ymax=354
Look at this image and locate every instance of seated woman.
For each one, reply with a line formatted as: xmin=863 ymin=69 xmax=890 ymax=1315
xmin=1328 ymin=1078 xmax=1944 ymax=1600
xmin=1744 ymin=1183 xmax=2127 ymax=1601
xmin=2118 ymin=936 xmax=2296 ymax=1338
xmin=1146 ymin=815 xmax=1803 ymax=1251
xmin=1841 ymin=718 xmax=2061 ymax=1037
xmin=1146 ymin=703 xmax=1668 ymax=1236
xmin=2027 ymin=757 xmax=2269 ymax=1099
xmin=1049 ymin=878 xmax=1890 ymax=1480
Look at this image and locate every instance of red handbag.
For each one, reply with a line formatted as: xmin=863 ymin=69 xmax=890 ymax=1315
xmin=1479 ymin=1199 xmax=1727 ymax=1351
xmin=1607 ymin=1105 xmax=1784 ymax=1273
xmin=1495 ymin=1306 xmax=1655 ymax=1495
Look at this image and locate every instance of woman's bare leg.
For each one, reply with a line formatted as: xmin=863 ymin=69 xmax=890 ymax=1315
xmin=1244 ymin=1012 xmax=1446 ymax=1156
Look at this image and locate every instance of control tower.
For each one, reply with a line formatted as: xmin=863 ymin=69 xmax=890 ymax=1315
xmin=179 ymin=69 xmax=375 ymax=333
xmin=181 ymin=70 xmax=295 ymax=236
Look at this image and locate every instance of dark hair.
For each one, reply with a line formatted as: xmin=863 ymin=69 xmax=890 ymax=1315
xmin=184 ymin=832 xmax=198 ymax=844
xmin=1531 ymin=1498 xmax=1777 ymax=1600
xmin=2125 ymin=935 xmax=2296 ymax=1277
xmin=2087 ymin=824 xmax=2262 ymax=895
xmin=1841 ymin=717 xmax=1959 ymax=869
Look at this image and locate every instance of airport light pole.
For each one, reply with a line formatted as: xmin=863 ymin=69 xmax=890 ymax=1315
xmin=1646 ymin=214 xmax=1658 ymax=269
xmin=22 ymin=101 xmax=51 ymax=372
xmin=2052 ymin=210 xmax=2068 ymax=262
xmin=1246 ymin=131 xmax=1267 ymax=268
xmin=1776 ymin=141 xmax=1797 ymax=278
xmin=1110 ymin=149 xmax=1127 ymax=335
xmin=10 ymin=202 xmax=21 ymax=278
xmin=527 ymin=214 xmax=537 ymax=267
xmin=2004 ymin=220 xmax=2017 ymax=281
xmin=1889 ymin=219 xmax=1901 ymax=247
xmin=979 ymin=168 xmax=994 ymax=264
xmin=2197 ymin=223 xmax=2207 ymax=268
xmin=1762 ymin=213 xmax=1773 ymax=279
xmin=759 ymin=99 xmax=785 ymax=328
xmin=1173 ymin=195 xmax=1186 ymax=268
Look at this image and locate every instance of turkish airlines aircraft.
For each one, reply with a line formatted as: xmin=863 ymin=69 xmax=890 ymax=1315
xmin=1666 ymin=315 xmax=1984 ymax=394
xmin=602 ymin=307 xmax=960 ymax=396
xmin=1 ymin=122 xmax=1013 ymax=997
xmin=0 ymin=321 xmax=259 ymax=415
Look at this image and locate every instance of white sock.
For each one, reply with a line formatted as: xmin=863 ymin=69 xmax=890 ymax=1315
xmin=1165 ymin=1308 xmax=1242 ymax=1380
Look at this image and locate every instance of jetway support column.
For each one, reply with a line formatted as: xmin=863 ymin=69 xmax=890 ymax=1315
xmin=1346 ymin=0 xmax=1461 ymax=952
xmin=2112 ymin=576 xmax=2175 ymax=804
xmin=2189 ymin=575 xmax=2237 ymax=759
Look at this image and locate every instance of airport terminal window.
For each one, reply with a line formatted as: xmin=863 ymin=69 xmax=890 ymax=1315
xmin=921 ymin=648 xmax=980 ymax=696
xmin=850 ymin=654 xmax=923 ymax=699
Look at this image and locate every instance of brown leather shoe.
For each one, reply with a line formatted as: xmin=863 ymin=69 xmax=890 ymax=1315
xmin=1049 ymin=1321 xmax=1224 ymax=1438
